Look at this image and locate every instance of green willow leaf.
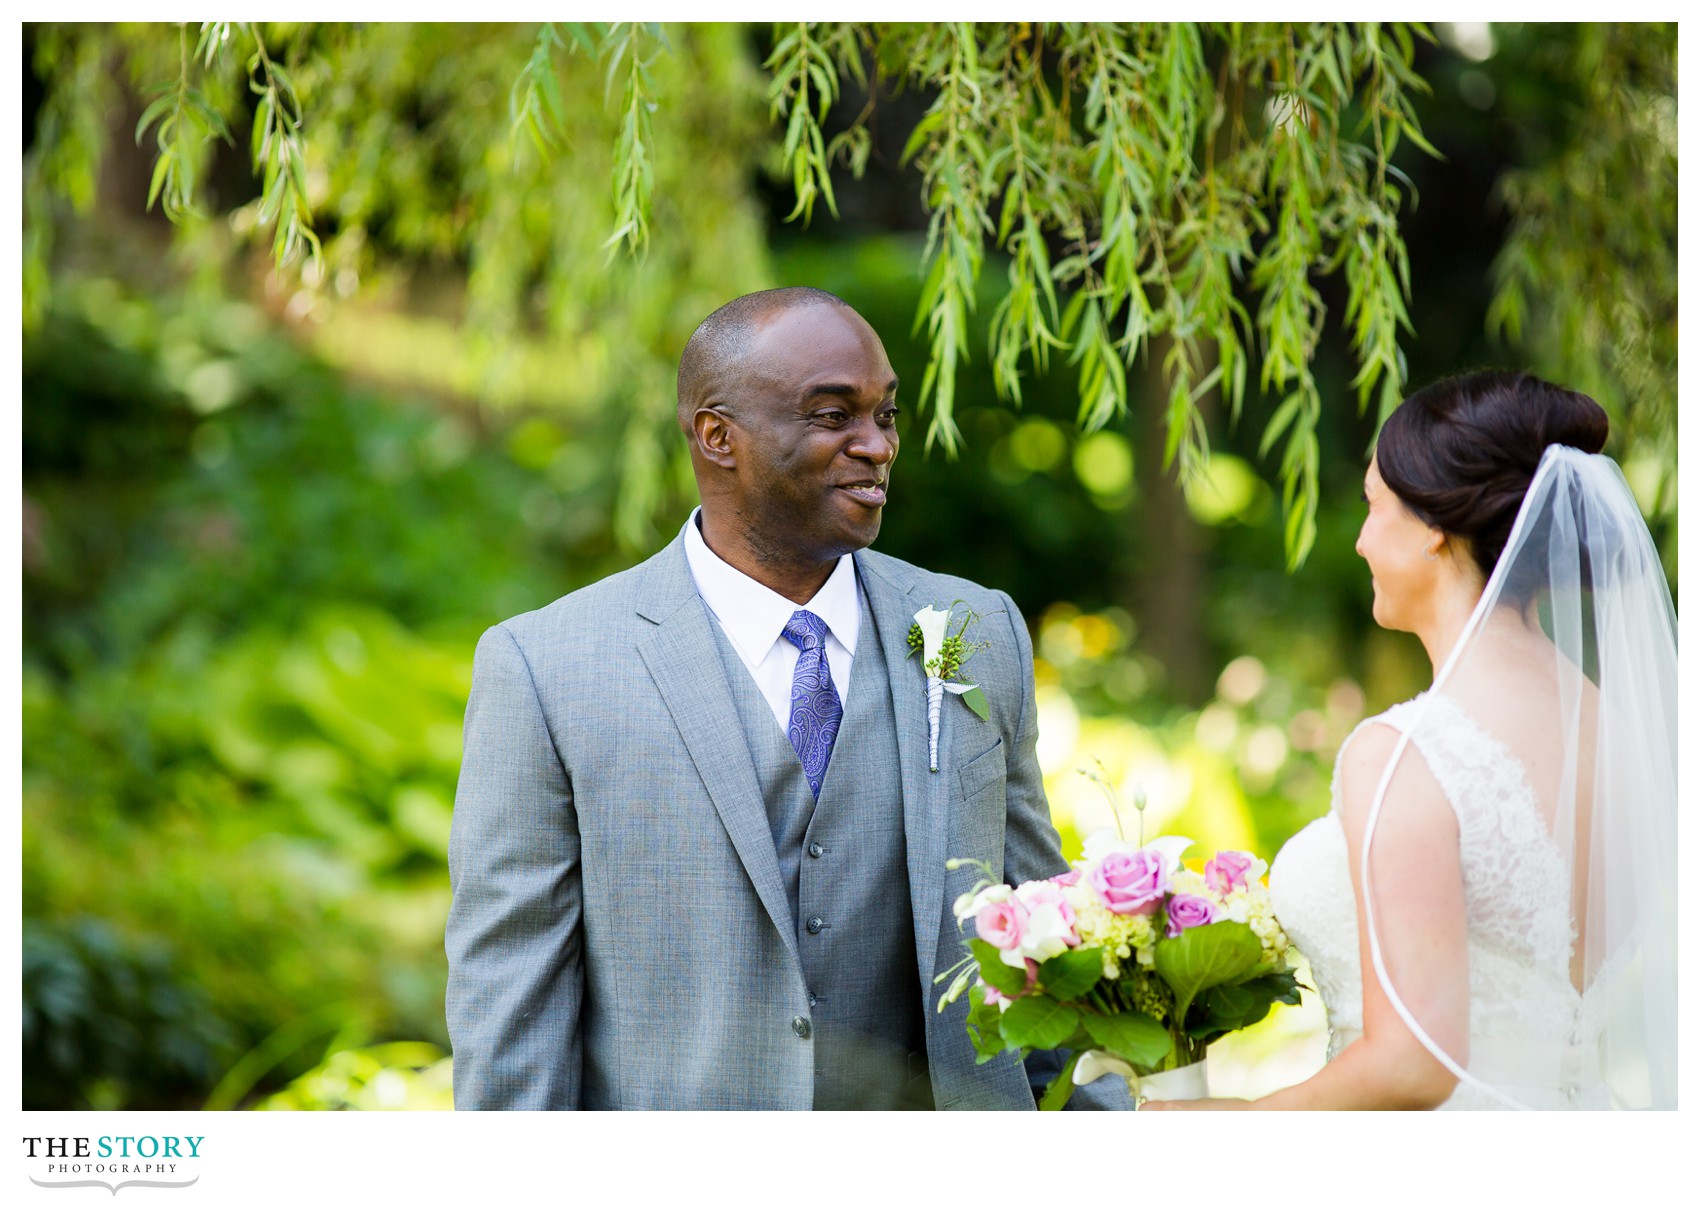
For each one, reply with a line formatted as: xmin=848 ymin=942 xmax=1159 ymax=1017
xmin=56 ymin=23 xmax=1673 ymax=569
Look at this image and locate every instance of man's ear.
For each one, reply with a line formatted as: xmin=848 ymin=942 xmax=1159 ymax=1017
xmin=692 ymin=405 xmax=737 ymax=470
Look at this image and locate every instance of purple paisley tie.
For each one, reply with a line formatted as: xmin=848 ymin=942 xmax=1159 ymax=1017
xmin=782 ymin=609 xmax=843 ymax=798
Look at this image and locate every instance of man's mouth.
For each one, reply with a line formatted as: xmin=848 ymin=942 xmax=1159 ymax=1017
xmin=837 ymin=482 xmax=887 ymax=507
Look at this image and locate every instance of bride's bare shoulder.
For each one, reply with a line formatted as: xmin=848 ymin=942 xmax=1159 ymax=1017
xmin=1334 ymin=715 xmax=1450 ymax=836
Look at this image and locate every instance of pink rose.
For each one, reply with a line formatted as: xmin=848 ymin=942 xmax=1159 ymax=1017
xmin=1204 ymin=850 xmax=1257 ymax=895
xmin=975 ymin=899 xmax=1028 ymax=951
xmin=1089 ymin=849 xmax=1168 ymax=915
xmin=1052 ymin=868 xmax=1083 ymax=888
xmin=1166 ymin=893 xmax=1217 ymax=937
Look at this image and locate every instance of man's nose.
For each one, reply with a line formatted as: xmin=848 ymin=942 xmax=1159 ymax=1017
xmin=846 ymin=417 xmax=897 ymax=465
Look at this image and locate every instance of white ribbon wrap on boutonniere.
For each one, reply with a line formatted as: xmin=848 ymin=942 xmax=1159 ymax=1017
xmin=909 ymin=604 xmax=992 ymax=773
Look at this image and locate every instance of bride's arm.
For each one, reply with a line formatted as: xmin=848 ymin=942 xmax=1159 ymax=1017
xmin=1147 ymin=723 xmax=1468 ymax=1111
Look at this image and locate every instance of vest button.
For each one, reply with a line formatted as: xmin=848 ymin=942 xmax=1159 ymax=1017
xmin=806 ymin=915 xmax=825 ymax=934
xmin=792 ymin=1016 xmax=812 ymax=1039
xmin=808 ymin=842 xmax=825 ymax=858
xmin=808 ymin=992 xmax=818 ymax=1007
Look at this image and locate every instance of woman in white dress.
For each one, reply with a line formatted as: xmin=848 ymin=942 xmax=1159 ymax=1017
xmin=1145 ymin=371 xmax=1676 ymax=1110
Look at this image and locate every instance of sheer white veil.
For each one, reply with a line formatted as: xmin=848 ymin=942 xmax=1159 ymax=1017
xmin=1360 ymin=445 xmax=1676 ymax=1109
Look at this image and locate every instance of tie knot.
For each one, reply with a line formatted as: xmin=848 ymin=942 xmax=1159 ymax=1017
xmin=783 ymin=609 xmax=829 ymax=652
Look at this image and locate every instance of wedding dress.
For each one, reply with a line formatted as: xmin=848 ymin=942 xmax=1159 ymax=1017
xmin=1268 ymin=446 xmax=1675 ymax=1110
xmin=1270 ymin=691 xmax=1604 ymax=1110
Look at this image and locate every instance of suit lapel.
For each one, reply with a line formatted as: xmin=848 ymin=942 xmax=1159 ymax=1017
xmin=855 ymin=551 xmax=950 ymax=984
xmin=634 ymin=540 xmax=803 ymax=977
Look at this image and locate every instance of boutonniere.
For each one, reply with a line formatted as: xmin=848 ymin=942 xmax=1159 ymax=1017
xmin=908 ymin=604 xmax=991 ymax=772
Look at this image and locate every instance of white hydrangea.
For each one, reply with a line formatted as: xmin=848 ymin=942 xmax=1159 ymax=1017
xmin=1170 ymin=868 xmax=1209 ymax=898
xmin=1217 ymin=887 xmax=1252 ymax=924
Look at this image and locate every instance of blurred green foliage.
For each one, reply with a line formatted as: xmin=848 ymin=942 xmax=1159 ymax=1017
xmin=254 ymin=1043 xmax=453 ymax=1111
xmin=22 ymin=280 xmax=630 ymax=1109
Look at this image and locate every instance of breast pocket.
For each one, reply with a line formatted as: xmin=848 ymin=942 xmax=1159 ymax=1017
xmin=954 ymin=739 xmax=1007 ymax=872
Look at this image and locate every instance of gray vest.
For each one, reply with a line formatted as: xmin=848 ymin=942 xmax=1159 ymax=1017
xmin=707 ymin=587 xmax=931 ymax=1110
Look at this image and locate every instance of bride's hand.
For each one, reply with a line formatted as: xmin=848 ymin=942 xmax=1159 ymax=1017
xmin=1138 ymin=1097 xmax=1252 ymax=1110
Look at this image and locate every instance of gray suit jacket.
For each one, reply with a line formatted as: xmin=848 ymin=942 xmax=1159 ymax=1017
xmin=445 ymin=536 xmax=1130 ymax=1110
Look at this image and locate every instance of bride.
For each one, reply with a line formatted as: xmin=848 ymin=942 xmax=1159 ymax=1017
xmin=1144 ymin=370 xmax=1676 ymax=1110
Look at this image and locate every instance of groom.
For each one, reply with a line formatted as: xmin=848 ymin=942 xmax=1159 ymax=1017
xmin=446 ymin=287 xmax=1126 ymax=1110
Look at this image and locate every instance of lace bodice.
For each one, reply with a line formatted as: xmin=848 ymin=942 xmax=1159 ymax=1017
xmin=1269 ymin=692 xmax=1596 ymax=1109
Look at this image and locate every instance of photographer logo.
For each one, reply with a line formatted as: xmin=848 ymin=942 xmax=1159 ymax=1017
xmin=22 ymin=1135 xmax=202 ymax=1195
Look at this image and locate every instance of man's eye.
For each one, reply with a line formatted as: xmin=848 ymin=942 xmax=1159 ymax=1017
xmin=815 ymin=410 xmax=848 ymax=425
xmin=879 ymin=406 xmax=900 ymax=425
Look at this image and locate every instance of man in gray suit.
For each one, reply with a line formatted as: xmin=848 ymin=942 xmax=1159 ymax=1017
xmin=446 ymin=287 xmax=1127 ymax=1110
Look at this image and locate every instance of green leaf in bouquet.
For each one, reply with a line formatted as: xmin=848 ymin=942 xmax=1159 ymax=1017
xmin=1253 ymin=969 xmax=1305 ymax=1007
xmin=969 ymin=939 xmax=1030 ymax=1000
xmin=1190 ymin=965 xmax=1305 ymax=1040
xmin=1187 ymin=971 xmax=1305 ymax=1042
xmin=999 ymin=994 xmax=1080 ymax=1051
xmin=1037 ymin=946 xmax=1103 ymax=1001
xmin=1153 ymin=920 xmax=1263 ymax=1023
xmin=965 ymin=984 xmax=1008 ymax=1062
xmin=1081 ymin=1009 xmax=1171 ymax=1070
xmin=1193 ymin=986 xmax=1270 ymax=1038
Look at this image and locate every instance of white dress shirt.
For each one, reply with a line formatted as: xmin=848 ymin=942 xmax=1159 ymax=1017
xmin=680 ymin=509 xmax=859 ymax=731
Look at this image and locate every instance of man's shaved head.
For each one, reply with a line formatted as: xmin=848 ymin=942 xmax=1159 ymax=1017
xmin=676 ymin=286 xmax=854 ymax=432
xmin=675 ymin=286 xmax=899 ymax=602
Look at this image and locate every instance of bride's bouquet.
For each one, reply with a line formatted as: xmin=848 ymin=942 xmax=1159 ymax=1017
xmin=938 ymin=830 xmax=1302 ymax=1108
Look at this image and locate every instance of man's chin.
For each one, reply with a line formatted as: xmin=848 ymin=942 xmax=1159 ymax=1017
xmin=823 ymin=501 xmax=883 ymax=553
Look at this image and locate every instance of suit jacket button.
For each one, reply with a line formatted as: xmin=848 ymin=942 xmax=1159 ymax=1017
xmin=808 ymin=842 xmax=825 ymax=858
xmin=806 ymin=915 xmax=824 ymax=934
xmin=792 ymin=1016 xmax=812 ymax=1039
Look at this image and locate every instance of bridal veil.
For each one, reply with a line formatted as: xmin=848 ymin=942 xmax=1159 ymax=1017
xmin=1361 ymin=445 xmax=1677 ymax=1109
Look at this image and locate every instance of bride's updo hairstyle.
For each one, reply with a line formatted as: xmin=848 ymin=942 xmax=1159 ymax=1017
xmin=1374 ymin=370 xmax=1609 ymax=588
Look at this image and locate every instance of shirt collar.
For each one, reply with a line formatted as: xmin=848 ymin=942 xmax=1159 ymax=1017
xmin=680 ymin=509 xmax=860 ymax=663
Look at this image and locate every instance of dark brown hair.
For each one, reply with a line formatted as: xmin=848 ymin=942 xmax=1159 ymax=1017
xmin=1374 ymin=370 xmax=1610 ymax=581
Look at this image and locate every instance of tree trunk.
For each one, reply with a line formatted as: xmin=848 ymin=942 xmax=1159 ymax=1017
xmin=1128 ymin=341 xmax=1211 ymax=706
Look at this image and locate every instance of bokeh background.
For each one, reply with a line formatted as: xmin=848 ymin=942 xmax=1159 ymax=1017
xmin=21 ymin=22 xmax=1677 ymax=1110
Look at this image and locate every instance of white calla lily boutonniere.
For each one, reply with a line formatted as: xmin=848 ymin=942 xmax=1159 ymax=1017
xmin=907 ymin=603 xmax=991 ymax=772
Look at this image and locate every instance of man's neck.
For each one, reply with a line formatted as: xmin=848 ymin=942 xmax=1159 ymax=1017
xmin=696 ymin=511 xmax=838 ymax=605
